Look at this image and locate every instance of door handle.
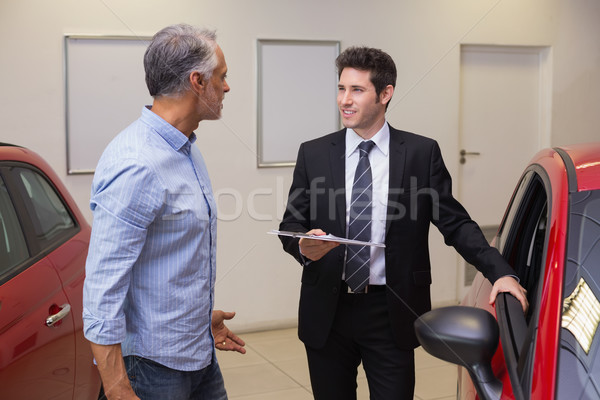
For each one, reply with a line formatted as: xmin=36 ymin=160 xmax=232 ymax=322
xmin=46 ymin=303 xmax=71 ymax=327
xmin=459 ymin=149 xmax=481 ymax=164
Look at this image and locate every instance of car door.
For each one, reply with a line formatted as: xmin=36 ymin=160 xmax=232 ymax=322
xmin=493 ymin=168 xmax=550 ymax=400
xmin=15 ymin=165 xmax=97 ymax=399
xmin=0 ymin=163 xmax=79 ymax=399
xmin=465 ymin=165 xmax=555 ymax=400
xmin=459 ymin=168 xmax=551 ymax=400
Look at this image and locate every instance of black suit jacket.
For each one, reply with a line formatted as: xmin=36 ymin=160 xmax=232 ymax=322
xmin=279 ymin=126 xmax=513 ymax=350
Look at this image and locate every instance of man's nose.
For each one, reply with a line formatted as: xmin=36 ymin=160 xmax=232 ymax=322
xmin=339 ymin=91 xmax=352 ymax=105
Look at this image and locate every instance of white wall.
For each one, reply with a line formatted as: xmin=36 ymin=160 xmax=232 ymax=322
xmin=1 ymin=0 xmax=599 ymax=332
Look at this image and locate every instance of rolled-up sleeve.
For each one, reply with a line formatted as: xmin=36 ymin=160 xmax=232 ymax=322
xmin=83 ymin=157 xmax=161 ymax=345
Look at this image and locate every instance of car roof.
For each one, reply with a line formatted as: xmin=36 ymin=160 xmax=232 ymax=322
xmin=0 ymin=142 xmax=22 ymax=148
xmin=0 ymin=143 xmax=46 ymax=168
xmin=0 ymin=143 xmax=89 ymax=226
xmin=556 ymin=142 xmax=600 ymax=192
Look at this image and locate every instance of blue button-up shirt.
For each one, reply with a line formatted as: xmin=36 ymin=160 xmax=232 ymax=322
xmin=83 ymin=106 xmax=217 ymax=371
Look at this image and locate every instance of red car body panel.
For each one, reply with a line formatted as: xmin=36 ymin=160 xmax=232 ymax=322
xmin=460 ymin=143 xmax=600 ymax=400
xmin=0 ymin=145 xmax=100 ymax=398
xmin=563 ymin=143 xmax=600 ymax=191
xmin=0 ymin=259 xmax=77 ymax=398
xmin=528 ymin=149 xmax=569 ymax=400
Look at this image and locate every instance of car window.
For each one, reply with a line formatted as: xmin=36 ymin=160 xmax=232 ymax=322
xmin=506 ymin=178 xmax=548 ymax=316
xmin=496 ymin=171 xmax=534 ymax=253
xmin=497 ymin=171 xmax=548 ymax=316
xmin=556 ymin=189 xmax=600 ymax=399
xmin=0 ymin=175 xmax=29 ymax=275
xmin=14 ymin=168 xmax=75 ymax=246
xmin=494 ymin=170 xmax=549 ymax=399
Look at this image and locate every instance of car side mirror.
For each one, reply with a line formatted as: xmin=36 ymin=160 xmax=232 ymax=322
xmin=414 ymin=306 xmax=502 ymax=400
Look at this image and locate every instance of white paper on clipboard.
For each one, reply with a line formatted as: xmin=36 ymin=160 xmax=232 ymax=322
xmin=268 ymin=230 xmax=385 ymax=248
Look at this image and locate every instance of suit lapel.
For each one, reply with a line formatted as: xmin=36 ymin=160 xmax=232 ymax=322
xmin=327 ymin=127 xmax=406 ymax=236
xmin=387 ymin=127 xmax=406 ymax=234
xmin=329 ymin=130 xmax=346 ymax=235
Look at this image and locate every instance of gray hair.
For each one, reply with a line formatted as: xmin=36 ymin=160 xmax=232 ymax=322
xmin=144 ymin=24 xmax=218 ymax=98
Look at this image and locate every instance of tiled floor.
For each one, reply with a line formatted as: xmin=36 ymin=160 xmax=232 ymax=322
xmin=217 ymin=327 xmax=457 ymax=400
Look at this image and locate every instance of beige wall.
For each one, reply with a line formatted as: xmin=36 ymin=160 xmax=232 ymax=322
xmin=1 ymin=0 xmax=598 ymax=332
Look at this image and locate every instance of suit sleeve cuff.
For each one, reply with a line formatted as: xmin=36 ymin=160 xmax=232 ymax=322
xmin=299 ymin=244 xmax=313 ymax=266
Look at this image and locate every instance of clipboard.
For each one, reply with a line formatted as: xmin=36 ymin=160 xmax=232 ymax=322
xmin=268 ymin=230 xmax=385 ymax=248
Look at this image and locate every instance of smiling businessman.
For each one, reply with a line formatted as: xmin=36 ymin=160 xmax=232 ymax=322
xmin=278 ymin=46 xmax=527 ymax=400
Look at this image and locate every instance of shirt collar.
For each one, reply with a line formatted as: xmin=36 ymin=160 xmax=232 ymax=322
xmin=141 ymin=106 xmax=195 ymax=151
xmin=345 ymin=122 xmax=390 ymax=158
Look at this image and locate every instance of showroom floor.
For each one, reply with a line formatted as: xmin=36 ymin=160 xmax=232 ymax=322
xmin=217 ymin=327 xmax=457 ymax=400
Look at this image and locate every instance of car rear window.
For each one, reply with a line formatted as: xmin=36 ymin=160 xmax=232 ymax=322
xmin=557 ymin=189 xmax=600 ymax=399
xmin=0 ymin=176 xmax=29 ymax=274
xmin=15 ymin=168 xmax=75 ymax=245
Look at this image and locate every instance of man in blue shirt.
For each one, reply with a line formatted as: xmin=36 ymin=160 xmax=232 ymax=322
xmin=83 ymin=24 xmax=245 ymax=400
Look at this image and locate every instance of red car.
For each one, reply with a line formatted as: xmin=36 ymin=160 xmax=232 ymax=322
xmin=0 ymin=144 xmax=101 ymax=399
xmin=415 ymin=143 xmax=600 ymax=400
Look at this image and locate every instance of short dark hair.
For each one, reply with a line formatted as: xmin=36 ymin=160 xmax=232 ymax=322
xmin=335 ymin=46 xmax=397 ymax=98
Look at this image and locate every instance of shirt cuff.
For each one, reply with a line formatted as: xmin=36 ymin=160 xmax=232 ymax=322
xmin=83 ymin=309 xmax=126 ymax=345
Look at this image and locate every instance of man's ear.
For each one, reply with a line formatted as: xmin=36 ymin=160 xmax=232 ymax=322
xmin=380 ymin=84 xmax=394 ymax=106
xmin=190 ymin=71 xmax=205 ymax=92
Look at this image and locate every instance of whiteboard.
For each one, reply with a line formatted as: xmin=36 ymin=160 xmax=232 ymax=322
xmin=64 ymin=35 xmax=153 ymax=174
xmin=257 ymin=39 xmax=340 ymax=167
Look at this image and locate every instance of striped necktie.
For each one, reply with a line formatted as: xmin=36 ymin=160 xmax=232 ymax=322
xmin=345 ymin=140 xmax=375 ymax=292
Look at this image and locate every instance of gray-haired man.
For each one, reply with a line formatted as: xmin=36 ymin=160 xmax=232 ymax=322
xmin=83 ymin=24 xmax=245 ymax=400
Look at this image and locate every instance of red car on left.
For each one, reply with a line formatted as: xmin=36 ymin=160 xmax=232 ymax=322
xmin=0 ymin=143 xmax=101 ymax=399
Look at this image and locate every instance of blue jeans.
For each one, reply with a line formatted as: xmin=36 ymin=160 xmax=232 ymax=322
xmin=123 ymin=355 xmax=227 ymax=400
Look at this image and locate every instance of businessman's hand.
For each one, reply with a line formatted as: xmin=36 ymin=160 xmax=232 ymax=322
xmin=489 ymin=276 xmax=529 ymax=312
xmin=299 ymin=229 xmax=340 ymax=261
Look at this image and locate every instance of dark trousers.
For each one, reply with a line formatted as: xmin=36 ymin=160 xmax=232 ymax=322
xmin=305 ymin=290 xmax=415 ymax=400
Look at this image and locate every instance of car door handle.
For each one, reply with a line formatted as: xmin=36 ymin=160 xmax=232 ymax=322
xmin=46 ymin=303 xmax=71 ymax=327
xmin=460 ymin=149 xmax=481 ymax=164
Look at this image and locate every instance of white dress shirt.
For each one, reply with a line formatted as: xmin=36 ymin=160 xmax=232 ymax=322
xmin=344 ymin=123 xmax=390 ymax=285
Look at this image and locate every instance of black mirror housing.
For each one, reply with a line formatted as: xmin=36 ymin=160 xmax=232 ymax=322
xmin=414 ymin=306 xmax=503 ymax=400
